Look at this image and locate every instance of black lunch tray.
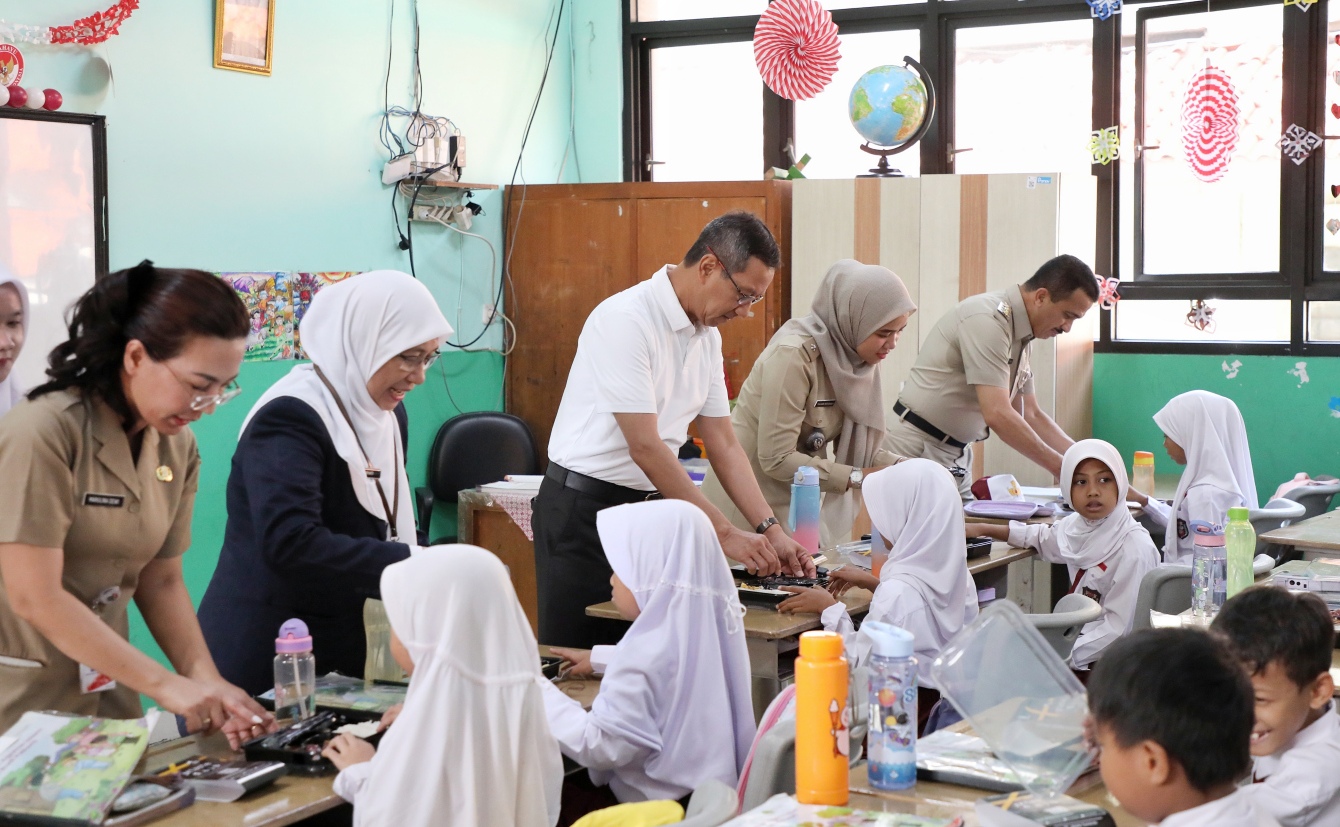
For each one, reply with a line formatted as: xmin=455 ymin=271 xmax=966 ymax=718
xmin=242 ymin=710 xmax=385 ymax=776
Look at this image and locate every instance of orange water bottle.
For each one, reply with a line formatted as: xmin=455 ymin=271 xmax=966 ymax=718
xmin=795 ymin=631 xmax=849 ymax=805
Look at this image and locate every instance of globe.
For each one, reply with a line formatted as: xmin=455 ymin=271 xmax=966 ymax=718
xmin=849 ymin=64 xmax=929 ymax=149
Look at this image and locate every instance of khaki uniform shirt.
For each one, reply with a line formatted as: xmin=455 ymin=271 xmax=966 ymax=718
xmin=896 ymin=285 xmax=1036 ymax=445
xmin=0 ymin=389 xmax=200 ymax=731
xmin=703 ymin=334 xmax=901 ymax=533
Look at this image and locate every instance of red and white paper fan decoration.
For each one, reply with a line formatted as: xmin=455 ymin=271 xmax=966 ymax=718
xmin=753 ymin=0 xmax=841 ymax=101
xmin=1180 ymin=65 xmax=1241 ymax=183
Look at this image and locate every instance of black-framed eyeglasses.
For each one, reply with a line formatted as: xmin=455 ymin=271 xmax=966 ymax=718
xmin=706 ymin=245 xmax=765 ymax=307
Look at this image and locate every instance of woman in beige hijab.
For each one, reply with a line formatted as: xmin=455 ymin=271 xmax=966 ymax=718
xmin=703 ymin=260 xmax=917 ymax=548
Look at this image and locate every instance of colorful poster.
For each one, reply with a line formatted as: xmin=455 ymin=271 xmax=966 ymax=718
xmin=218 ymin=271 xmax=362 ymax=361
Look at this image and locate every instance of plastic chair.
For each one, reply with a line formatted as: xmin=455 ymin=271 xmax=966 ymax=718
xmin=679 ymin=780 xmax=739 ymax=827
xmin=1025 ymin=593 xmax=1102 ymax=662
xmin=1132 ymin=566 xmax=1192 ymax=631
xmin=738 ymin=719 xmax=796 ymax=812
xmin=1249 ymin=498 xmax=1307 ymax=560
xmin=413 ymin=412 xmax=539 ymax=543
xmin=1281 ymin=476 xmax=1340 ymax=521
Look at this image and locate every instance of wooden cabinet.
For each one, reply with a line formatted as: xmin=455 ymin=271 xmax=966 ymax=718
xmin=504 ymin=182 xmax=792 ymax=453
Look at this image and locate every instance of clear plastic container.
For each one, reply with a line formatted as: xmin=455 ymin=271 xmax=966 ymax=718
xmin=929 ymin=600 xmax=1091 ymax=799
xmin=1131 ymin=451 xmax=1155 ymax=497
xmin=1191 ymin=524 xmax=1227 ymax=618
xmin=274 ymin=618 xmax=316 ymax=721
xmin=862 ymin=622 xmax=917 ymax=791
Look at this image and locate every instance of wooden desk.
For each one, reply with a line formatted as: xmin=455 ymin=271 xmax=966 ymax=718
xmin=1260 ymin=509 xmax=1340 ymax=558
xmin=540 ymin=644 xmax=601 ymax=709
xmin=457 ymin=488 xmax=539 ymax=634
xmin=967 ymin=542 xmax=1039 ymax=612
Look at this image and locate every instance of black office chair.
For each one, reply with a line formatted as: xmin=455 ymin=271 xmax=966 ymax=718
xmin=414 ymin=412 xmax=540 ymax=544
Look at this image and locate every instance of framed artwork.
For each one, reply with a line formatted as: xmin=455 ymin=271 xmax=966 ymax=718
xmin=214 ymin=0 xmax=274 ymax=76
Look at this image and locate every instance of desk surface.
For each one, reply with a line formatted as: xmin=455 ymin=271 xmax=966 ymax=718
xmin=1260 ymin=509 xmax=1340 ymax=551
xmin=587 ymin=590 xmax=874 ymax=641
xmin=968 ymin=542 xmax=1035 ymax=575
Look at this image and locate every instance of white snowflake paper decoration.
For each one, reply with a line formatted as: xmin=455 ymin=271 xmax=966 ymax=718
xmin=1089 ymin=126 xmax=1120 ymax=165
xmin=1277 ymin=124 xmax=1322 ymax=165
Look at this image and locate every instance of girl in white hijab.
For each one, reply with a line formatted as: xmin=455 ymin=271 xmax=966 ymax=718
xmin=323 ymin=547 xmax=563 ymax=827
xmin=777 ymin=459 xmax=979 ymax=688
xmin=541 ymin=499 xmax=756 ymax=807
xmin=0 ymin=270 xmax=29 ymax=416
xmin=968 ymin=440 xmax=1159 ymax=670
xmin=1139 ymin=390 xmax=1258 ymax=565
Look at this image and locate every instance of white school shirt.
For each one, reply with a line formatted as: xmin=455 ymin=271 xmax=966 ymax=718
xmin=1143 ymin=484 xmax=1246 ymax=565
xmin=1248 ymin=704 xmax=1340 ymax=827
xmin=1158 ymin=788 xmax=1281 ymax=827
xmin=547 ymin=265 xmax=731 ymax=490
xmin=1008 ymin=521 xmax=1159 ymax=670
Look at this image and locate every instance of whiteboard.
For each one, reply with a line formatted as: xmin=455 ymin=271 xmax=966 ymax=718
xmin=0 ymin=110 xmax=107 ymax=393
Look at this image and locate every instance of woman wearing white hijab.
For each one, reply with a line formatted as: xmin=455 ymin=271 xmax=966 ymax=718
xmin=1130 ymin=390 xmax=1258 ymax=565
xmin=198 ymin=271 xmax=453 ymax=693
xmin=777 ymin=459 xmax=979 ymax=689
xmin=0 ymin=269 xmax=29 ymax=416
xmin=542 ymin=499 xmax=755 ymax=810
xmin=969 ymin=440 xmax=1159 ymax=670
xmin=702 ymin=260 xmax=915 ymax=548
xmin=322 ymin=548 xmax=563 ymax=827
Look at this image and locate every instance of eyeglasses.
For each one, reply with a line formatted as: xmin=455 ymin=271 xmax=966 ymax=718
xmin=396 ymin=350 xmax=440 ymax=371
xmin=706 ymin=245 xmax=765 ymax=307
xmin=164 ymin=364 xmax=242 ymax=412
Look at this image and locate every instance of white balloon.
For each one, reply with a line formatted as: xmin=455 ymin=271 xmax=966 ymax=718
xmin=0 ymin=87 xmax=8 ymax=108
xmin=24 ymin=88 xmax=46 ymax=109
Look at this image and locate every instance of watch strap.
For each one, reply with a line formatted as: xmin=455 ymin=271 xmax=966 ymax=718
xmin=755 ymin=516 xmax=779 ymax=534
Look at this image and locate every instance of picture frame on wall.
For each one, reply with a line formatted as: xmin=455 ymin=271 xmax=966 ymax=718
xmin=213 ymin=0 xmax=274 ymax=76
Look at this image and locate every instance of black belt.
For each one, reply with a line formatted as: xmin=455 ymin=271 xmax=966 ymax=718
xmin=545 ymin=463 xmax=661 ymax=506
xmin=893 ymin=401 xmax=968 ymax=450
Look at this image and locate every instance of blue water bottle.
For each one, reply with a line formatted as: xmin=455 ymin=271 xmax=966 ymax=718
xmin=861 ymin=621 xmax=918 ymax=790
xmin=789 ymin=466 xmax=822 ymax=557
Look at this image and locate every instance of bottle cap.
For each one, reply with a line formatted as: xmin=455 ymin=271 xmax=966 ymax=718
xmin=1133 ymin=451 xmax=1154 ymax=465
xmin=1227 ymin=506 xmax=1250 ymax=522
xmin=794 ymin=466 xmax=820 ymax=486
xmin=276 ymin=618 xmax=313 ymax=653
xmin=799 ymin=630 xmax=845 ymax=660
xmin=1191 ymin=523 xmax=1225 ymax=547
xmin=860 ymin=620 xmax=914 ymax=658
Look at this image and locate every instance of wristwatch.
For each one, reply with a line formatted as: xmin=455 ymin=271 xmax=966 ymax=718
xmin=755 ymin=516 xmax=779 ymax=534
xmin=849 ymin=468 xmax=864 ymax=489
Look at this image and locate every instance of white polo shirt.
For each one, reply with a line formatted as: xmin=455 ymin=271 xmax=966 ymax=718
xmin=548 ymin=265 xmax=731 ymax=491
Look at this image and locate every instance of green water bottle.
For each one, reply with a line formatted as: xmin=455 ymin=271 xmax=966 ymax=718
xmin=1225 ymin=507 xmax=1255 ymax=599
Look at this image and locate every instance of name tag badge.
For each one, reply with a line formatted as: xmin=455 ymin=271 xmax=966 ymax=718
xmin=814 ymin=399 xmax=836 ymax=408
xmin=79 ymin=663 xmax=117 ymax=694
xmin=82 ymin=493 xmax=125 ymax=508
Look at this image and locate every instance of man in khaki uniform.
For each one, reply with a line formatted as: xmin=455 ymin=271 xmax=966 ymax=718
xmin=885 ymin=254 xmax=1098 ymax=496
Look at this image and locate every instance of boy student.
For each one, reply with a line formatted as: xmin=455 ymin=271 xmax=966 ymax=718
xmin=1212 ymin=586 xmax=1340 ymax=827
xmin=1087 ymin=629 xmax=1281 ymax=827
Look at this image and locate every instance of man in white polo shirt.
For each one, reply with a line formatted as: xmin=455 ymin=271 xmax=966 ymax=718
xmin=535 ymin=211 xmax=815 ymax=648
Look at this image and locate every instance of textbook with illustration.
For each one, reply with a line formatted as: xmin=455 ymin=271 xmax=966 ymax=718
xmin=0 ymin=711 xmax=150 ymax=825
xmin=721 ymin=793 xmax=961 ymax=826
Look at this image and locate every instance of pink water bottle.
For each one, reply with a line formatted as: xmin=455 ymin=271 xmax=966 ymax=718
xmin=789 ymin=466 xmax=822 ymax=557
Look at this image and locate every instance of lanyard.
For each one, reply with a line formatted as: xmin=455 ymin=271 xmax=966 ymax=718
xmin=313 ymin=366 xmax=401 ymax=541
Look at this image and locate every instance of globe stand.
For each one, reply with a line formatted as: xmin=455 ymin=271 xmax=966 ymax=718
xmin=857 ymin=143 xmax=910 ymax=178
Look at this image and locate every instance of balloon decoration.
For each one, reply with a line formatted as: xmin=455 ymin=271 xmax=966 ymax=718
xmin=1180 ymin=65 xmax=1240 ymax=183
xmin=0 ymin=1 xmax=139 ymax=46
xmin=41 ymin=89 xmax=62 ymax=111
xmin=4 ymin=85 xmax=26 ymax=108
xmin=753 ymin=0 xmax=841 ymax=102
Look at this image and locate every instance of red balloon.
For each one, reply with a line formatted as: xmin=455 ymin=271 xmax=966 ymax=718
xmin=41 ymin=89 xmax=62 ymax=111
xmin=5 ymin=85 xmax=27 ymax=108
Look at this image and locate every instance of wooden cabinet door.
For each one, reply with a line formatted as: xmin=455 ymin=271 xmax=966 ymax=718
xmin=635 ymin=196 xmax=775 ymax=398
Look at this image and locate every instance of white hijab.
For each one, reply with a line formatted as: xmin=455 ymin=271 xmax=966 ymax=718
xmin=241 ymin=271 xmax=452 ymax=542
xmin=594 ymin=500 xmax=756 ymax=799
xmin=353 ymin=547 xmax=563 ymax=827
xmin=1055 ymin=439 xmax=1149 ymax=570
xmin=1153 ymin=390 xmax=1258 ymax=557
xmin=864 ymin=459 xmax=978 ymax=648
xmin=0 ymin=270 xmax=29 ymax=415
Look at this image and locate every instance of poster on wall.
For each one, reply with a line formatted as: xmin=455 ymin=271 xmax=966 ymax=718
xmin=219 ymin=270 xmax=360 ymax=361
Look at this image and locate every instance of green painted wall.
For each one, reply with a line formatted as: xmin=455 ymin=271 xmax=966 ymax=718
xmin=1093 ymin=354 xmax=1340 ymax=505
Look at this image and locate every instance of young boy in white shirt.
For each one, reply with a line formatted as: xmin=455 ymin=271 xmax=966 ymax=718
xmin=1087 ymin=629 xmax=1281 ymax=827
xmin=1212 ymin=586 xmax=1340 ymax=827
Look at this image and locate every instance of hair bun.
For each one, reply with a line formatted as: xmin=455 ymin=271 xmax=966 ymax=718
xmin=123 ymin=259 xmax=156 ymax=322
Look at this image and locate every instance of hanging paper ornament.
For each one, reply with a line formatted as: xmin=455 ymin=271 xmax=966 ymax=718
xmin=1095 ymin=276 xmax=1121 ymax=310
xmin=1085 ymin=0 xmax=1122 ymax=21
xmin=1277 ymin=124 xmax=1323 ymax=166
xmin=753 ymin=0 xmax=841 ymax=102
xmin=1332 ymin=184 xmax=1340 ymax=198
xmin=0 ymin=1 xmax=139 ymax=46
xmin=1088 ymin=126 xmax=1120 ymax=165
xmin=1186 ymin=300 xmax=1216 ymax=333
xmin=1327 ymin=218 xmax=1340 ymax=235
xmin=1180 ymin=65 xmax=1240 ymax=183
xmin=41 ymin=88 xmax=61 ymax=111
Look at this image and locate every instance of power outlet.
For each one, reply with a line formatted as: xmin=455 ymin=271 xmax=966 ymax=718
xmin=482 ymin=304 xmax=496 ymax=324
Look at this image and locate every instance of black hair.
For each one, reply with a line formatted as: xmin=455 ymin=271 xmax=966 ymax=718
xmin=683 ymin=211 xmax=781 ymax=274
xmin=29 ymin=260 xmax=250 ymax=425
xmin=1212 ymin=585 xmax=1335 ymax=689
xmin=1022 ymin=254 xmax=1098 ymax=301
xmin=1088 ymin=628 xmax=1253 ymax=793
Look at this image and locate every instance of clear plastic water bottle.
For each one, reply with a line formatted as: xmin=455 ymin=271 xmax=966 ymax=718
xmin=274 ymin=618 xmax=316 ymax=721
xmin=861 ymin=621 xmax=918 ymax=791
xmin=1225 ymin=507 xmax=1256 ymax=599
xmin=1191 ymin=523 xmax=1227 ymax=619
xmin=789 ymin=466 xmax=822 ymax=558
xmin=1131 ymin=451 xmax=1155 ymax=497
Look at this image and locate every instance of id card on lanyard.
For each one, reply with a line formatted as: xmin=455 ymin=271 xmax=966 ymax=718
xmin=313 ymin=366 xmax=402 ymax=540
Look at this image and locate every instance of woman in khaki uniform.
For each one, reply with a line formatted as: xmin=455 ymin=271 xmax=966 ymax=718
xmin=0 ymin=262 xmax=273 ymax=745
xmin=703 ymin=260 xmax=917 ymax=548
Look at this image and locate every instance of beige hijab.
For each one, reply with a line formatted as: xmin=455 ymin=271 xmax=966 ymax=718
xmin=769 ymin=260 xmax=916 ymax=467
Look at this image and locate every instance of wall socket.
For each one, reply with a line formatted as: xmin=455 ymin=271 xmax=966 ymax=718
xmin=482 ymin=303 xmax=497 ymax=324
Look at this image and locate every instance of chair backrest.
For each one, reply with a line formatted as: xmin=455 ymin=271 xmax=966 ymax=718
xmin=1132 ymin=566 xmax=1192 ymax=631
xmin=425 ymin=412 xmax=539 ymax=503
xmin=1282 ymin=478 xmax=1340 ymax=521
xmin=739 ymin=720 xmax=796 ymax=812
xmin=1249 ymin=498 xmax=1308 ymax=557
xmin=1025 ymin=594 xmax=1102 ymax=661
xmin=680 ymin=780 xmax=739 ymax=827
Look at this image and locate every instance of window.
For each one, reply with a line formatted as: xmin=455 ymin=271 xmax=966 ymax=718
xmin=1323 ymin=6 xmax=1340 ymax=274
xmin=1114 ymin=299 xmax=1290 ymax=342
xmin=649 ymin=41 xmax=763 ymax=181
xmin=634 ymin=0 xmax=766 ymax=23
xmin=1308 ymin=302 xmax=1340 ymax=343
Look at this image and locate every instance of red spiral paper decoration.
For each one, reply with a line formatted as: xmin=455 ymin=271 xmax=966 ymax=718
xmin=753 ymin=0 xmax=841 ymax=102
xmin=1180 ymin=65 xmax=1240 ymax=183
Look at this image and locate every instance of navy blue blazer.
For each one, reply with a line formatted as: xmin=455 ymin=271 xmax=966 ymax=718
xmin=198 ymin=396 xmax=413 ymax=695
